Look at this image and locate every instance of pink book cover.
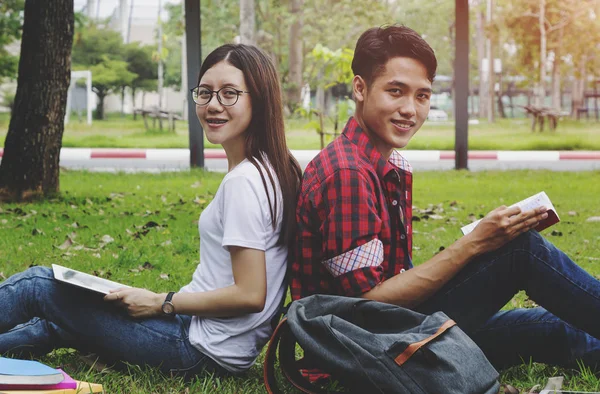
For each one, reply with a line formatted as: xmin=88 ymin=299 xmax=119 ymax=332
xmin=0 ymin=369 xmax=77 ymax=390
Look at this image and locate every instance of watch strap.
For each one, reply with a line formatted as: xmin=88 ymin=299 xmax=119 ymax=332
xmin=165 ymin=291 xmax=175 ymax=303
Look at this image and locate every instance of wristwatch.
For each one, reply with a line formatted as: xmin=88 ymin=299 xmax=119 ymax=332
xmin=161 ymin=292 xmax=176 ymax=316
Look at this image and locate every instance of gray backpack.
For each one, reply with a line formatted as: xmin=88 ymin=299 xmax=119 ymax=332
xmin=264 ymin=294 xmax=500 ymax=394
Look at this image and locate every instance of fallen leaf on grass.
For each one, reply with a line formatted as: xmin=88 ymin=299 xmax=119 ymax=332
xmin=586 ymin=216 xmax=600 ymax=222
xmin=142 ymin=221 xmax=160 ymax=229
xmin=568 ymin=211 xmax=577 ymax=216
xmin=70 ymin=222 xmax=79 ymax=228
xmin=159 ymin=273 xmax=169 ymax=280
xmin=0 ymin=272 xmax=6 ymax=280
xmin=100 ymin=235 xmax=114 ymax=244
xmin=93 ymin=270 xmax=112 ymax=279
xmin=160 ymin=240 xmax=172 ymax=247
xmin=92 ymin=253 xmax=101 ymax=258
xmin=129 ymin=262 xmax=154 ymax=273
xmin=57 ymin=237 xmax=74 ymax=250
xmin=194 ymin=197 xmax=207 ymax=205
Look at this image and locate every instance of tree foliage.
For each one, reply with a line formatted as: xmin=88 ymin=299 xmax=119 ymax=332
xmin=0 ymin=0 xmax=25 ymax=80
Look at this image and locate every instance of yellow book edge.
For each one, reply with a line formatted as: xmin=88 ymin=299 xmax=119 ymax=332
xmin=0 ymin=380 xmax=103 ymax=394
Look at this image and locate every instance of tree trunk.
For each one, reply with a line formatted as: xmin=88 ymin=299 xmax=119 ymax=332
xmin=476 ymin=9 xmax=487 ymax=119
xmin=571 ymin=58 xmax=587 ymax=118
xmin=0 ymin=0 xmax=74 ymax=201
xmin=95 ymin=92 xmax=106 ymax=120
xmin=287 ymin=0 xmax=303 ymax=111
xmin=551 ymin=25 xmax=564 ymax=111
xmin=132 ymin=87 xmax=137 ymax=120
xmin=240 ymin=0 xmax=256 ymax=45
xmin=537 ymin=0 xmax=547 ymax=107
xmin=485 ymin=0 xmax=494 ymax=122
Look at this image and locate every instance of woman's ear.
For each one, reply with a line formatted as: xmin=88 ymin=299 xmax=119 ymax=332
xmin=352 ymin=75 xmax=366 ymax=103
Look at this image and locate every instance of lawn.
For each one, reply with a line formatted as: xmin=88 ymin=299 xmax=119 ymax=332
xmin=1 ymin=169 xmax=599 ymax=393
xmin=1 ymin=112 xmax=600 ymax=151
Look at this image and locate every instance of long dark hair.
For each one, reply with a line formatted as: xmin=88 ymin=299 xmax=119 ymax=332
xmin=196 ymin=44 xmax=302 ymax=245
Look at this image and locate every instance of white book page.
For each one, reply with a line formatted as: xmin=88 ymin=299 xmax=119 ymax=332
xmin=52 ymin=264 xmax=130 ymax=295
xmin=461 ymin=191 xmax=555 ymax=235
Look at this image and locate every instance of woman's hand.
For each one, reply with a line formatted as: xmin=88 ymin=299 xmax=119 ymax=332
xmin=467 ymin=205 xmax=549 ymax=255
xmin=104 ymin=288 xmax=163 ymax=319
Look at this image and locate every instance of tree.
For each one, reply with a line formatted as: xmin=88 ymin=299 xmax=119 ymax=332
xmin=72 ymin=26 xmax=136 ymax=119
xmin=124 ymin=43 xmax=158 ymax=109
xmin=286 ymin=0 xmax=303 ymax=110
xmin=240 ymin=0 xmax=256 ymax=45
xmin=0 ymin=0 xmax=74 ymax=200
xmin=498 ymin=0 xmax=600 ymax=110
xmin=89 ymin=58 xmax=137 ymax=119
xmin=0 ymin=0 xmax=25 ymax=81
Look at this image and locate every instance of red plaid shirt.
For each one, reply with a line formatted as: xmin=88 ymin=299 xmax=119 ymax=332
xmin=290 ymin=117 xmax=413 ymax=301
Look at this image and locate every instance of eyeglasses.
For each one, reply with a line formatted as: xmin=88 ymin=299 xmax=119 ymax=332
xmin=190 ymin=86 xmax=250 ymax=106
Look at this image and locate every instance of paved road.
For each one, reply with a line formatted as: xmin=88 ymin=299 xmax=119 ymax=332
xmin=1 ymin=149 xmax=600 ymax=172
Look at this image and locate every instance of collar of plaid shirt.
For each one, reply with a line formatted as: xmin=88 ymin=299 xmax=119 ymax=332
xmin=342 ymin=117 xmax=413 ymax=179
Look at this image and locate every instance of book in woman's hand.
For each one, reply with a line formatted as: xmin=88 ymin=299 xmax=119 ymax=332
xmin=52 ymin=264 xmax=130 ymax=295
xmin=461 ymin=191 xmax=560 ymax=235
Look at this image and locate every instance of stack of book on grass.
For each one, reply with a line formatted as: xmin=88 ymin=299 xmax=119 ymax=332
xmin=0 ymin=357 xmax=103 ymax=393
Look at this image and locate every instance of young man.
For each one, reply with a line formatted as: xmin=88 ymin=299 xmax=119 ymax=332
xmin=291 ymin=25 xmax=600 ymax=371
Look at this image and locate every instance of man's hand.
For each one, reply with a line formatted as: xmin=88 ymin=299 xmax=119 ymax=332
xmin=104 ymin=287 xmax=163 ymax=319
xmin=467 ymin=205 xmax=548 ymax=255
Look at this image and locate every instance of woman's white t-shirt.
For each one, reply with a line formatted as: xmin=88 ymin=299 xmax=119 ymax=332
xmin=179 ymin=158 xmax=287 ymax=373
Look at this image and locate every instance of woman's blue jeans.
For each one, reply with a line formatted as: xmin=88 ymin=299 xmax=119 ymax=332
xmin=416 ymin=230 xmax=600 ymax=371
xmin=0 ymin=267 xmax=224 ymax=378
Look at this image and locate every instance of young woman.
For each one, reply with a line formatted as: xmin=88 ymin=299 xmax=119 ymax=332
xmin=0 ymin=44 xmax=302 ymax=377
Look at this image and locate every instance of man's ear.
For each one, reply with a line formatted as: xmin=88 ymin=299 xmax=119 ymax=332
xmin=352 ymin=75 xmax=367 ymax=103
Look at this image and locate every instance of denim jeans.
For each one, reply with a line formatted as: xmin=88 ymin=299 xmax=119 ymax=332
xmin=0 ymin=266 xmax=225 ymax=378
xmin=416 ymin=230 xmax=600 ymax=371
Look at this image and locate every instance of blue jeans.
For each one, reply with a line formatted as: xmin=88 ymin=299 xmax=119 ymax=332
xmin=0 ymin=267 xmax=225 ymax=378
xmin=416 ymin=230 xmax=600 ymax=371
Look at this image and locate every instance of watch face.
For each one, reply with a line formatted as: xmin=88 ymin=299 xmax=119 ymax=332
xmin=162 ymin=302 xmax=175 ymax=315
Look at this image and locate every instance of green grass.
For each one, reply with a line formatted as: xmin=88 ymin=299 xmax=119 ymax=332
xmin=2 ymin=112 xmax=600 ymax=151
xmin=1 ymin=170 xmax=600 ymax=392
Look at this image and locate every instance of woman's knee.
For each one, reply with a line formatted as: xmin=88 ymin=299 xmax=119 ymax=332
xmin=25 ymin=266 xmax=54 ymax=279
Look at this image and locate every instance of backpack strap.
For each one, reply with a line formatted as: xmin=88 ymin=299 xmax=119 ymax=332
xmin=264 ymin=318 xmax=327 ymax=394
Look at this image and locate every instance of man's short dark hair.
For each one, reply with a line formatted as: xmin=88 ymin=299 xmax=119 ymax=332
xmin=351 ymin=25 xmax=437 ymax=84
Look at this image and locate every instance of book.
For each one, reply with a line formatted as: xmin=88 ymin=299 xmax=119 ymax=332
xmin=52 ymin=264 xmax=130 ymax=295
xmin=0 ymin=369 xmax=76 ymax=390
xmin=0 ymin=358 xmax=64 ymax=385
xmin=461 ymin=191 xmax=560 ymax=236
xmin=0 ymin=380 xmax=103 ymax=394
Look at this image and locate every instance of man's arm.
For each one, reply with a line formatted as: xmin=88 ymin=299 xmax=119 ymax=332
xmin=362 ymin=204 xmax=549 ymax=308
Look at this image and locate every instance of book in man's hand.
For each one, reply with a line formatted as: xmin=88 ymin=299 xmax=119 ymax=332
xmin=461 ymin=191 xmax=560 ymax=235
xmin=52 ymin=264 xmax=130 ymax=295
xmin=0 ymin=357 xmax=64 ymax=386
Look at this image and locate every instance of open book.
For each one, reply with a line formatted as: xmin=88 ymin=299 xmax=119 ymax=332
xmin=52 ymin=264 xmax=130 ymax=295
xmin=461 ymin=191 xmax=560 ymax=235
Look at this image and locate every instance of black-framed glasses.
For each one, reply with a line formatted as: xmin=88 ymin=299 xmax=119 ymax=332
xmin=190 ymin=86 xmax=250 ymax=106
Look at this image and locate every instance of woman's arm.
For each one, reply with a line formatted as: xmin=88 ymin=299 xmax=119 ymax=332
xmin=104 ymin=246 xmax=267 ymax=319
